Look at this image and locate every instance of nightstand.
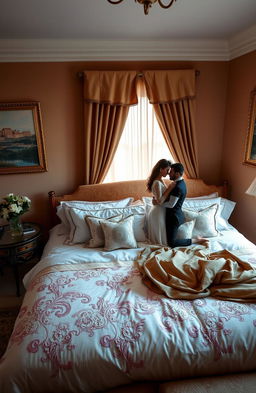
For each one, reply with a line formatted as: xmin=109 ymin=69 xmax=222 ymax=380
xmin=0 ymin=222 xmax=42 ymax=297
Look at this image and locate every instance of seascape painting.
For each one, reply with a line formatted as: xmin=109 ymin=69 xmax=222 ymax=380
xmin=0 ymin=102 xmax=47 ymax=174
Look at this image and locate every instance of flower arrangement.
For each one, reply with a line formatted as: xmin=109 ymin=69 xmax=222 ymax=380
xmin=0 ymin=193 xmax=31 ymax=221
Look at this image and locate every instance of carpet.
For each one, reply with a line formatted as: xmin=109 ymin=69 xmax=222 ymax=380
xmin=0 ymin=306 xmax=20 ymax=358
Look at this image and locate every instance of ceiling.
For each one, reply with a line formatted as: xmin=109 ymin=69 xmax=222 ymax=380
xmin=1 ymin=0 xmax=256 ymax=62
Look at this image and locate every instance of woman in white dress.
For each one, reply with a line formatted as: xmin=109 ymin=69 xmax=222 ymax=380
xmin=146 ymin=159 xmax=176 ymax=245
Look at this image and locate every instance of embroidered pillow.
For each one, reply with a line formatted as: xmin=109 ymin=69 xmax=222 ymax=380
xmin=85 ymin=214 xmax=122 ymax=248
xmin=176 ymin=219 xmax=196 ymax=240
xmin=57 ymin=197 xmax=134 ymax=235
xmin=67 ymin=205 xmax=146 ymax=245
xmin=101 ymin=216 xmax=137 ymax=251
xmin=183 ymin=204 xmax=219 ymax=238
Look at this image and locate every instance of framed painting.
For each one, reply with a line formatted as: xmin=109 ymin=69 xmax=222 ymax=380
xmin=0 ymin=101 xmax=47 ymax=174
xmin=244 ymin=88 xmax=256 ymax=167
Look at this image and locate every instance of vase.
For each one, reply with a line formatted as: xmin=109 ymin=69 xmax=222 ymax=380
xmin=9 ymin=216 xmax=23 ymax=238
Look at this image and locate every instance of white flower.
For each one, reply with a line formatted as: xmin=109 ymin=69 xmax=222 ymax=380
xmin=23 ymin=196 xmax=31 ymax=203
xmin=0 ymin=193 xmax=31 ymax=221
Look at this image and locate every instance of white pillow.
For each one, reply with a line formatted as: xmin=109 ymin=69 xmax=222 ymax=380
xmin=57 ymin=197 xmax=134 ymax=233
xmin=101 ymin=216 xmax=137 ymax=251
xmin=176 ymin=219 xmax=196 ymax=240
xmin=183 ymin=197 xmax=221 ymax=211
xmin=142 ymin=193 xmax=218 ymax=206
xmin=183 ymin=204 xmax=219 ymax=238
xmin=186 ymin=192 xmax=219 ymax=199
xmin=184 ymin=196 xmax=236 ymax=221
xmin=67 ymin=204 xmax=147 ymax=245
xmin=60 ymin=197 xmax=134 ymax=209
xmin=219 ymin=198 xmax=236 ymax=221
xmin=85 ymin=214 xmax=122 ymax=248
xmin=182 ymin=197 xmax=232 ymax=231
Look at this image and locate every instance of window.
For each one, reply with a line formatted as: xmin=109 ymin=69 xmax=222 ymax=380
xmin=104 ymin=94 xmax=173 ymax=183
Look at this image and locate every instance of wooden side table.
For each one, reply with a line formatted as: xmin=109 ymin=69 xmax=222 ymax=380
xmin=0 ymin=222 xmax=42 ymax=297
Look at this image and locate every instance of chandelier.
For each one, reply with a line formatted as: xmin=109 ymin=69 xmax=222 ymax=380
xmin=107 ymin=0 xmax=178 ymax=15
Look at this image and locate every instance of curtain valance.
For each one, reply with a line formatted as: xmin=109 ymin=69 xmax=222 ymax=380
xmin=143 ymin=69 xmax=195 ymax=104
xmin=83 ymin=71 xmax=138 ymax=105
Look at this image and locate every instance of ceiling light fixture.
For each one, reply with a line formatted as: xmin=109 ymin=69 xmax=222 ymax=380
xmin=107 ymin=0 xmax=177 ymax=15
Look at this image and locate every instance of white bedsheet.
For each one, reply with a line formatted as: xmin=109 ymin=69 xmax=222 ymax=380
xmin=0 ymin=225 xmax=256 ymax=393
xmin=23 ymin=223 xmax=256 ymax=288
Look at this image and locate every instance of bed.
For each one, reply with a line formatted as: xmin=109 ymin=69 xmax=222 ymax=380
xmin=1 ymin=179 xmax=256 ymax=393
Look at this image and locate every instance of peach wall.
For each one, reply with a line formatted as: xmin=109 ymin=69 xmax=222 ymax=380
xmin=222 ymin=50 xmax=256 ymax=243
xmin=0 ymin=60 xmax=228 ymax=235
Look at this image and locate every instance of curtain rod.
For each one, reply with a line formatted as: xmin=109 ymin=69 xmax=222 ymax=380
xmin=77 ymin=70 xmax=200 ymax=78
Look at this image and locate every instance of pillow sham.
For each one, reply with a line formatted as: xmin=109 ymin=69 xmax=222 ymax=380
xmin=176 ymin=219 xmax=196 ymax=240
xmin=101 ymin=215 xmax=137 ymax=251
xmin=186 ymin=192 xmax=219 ymax=199
xmin=219 ymin=198 xmax=236 ymax=221
xmin=67 ymin=204 xmax=147 ymax=245
xmin=85 ymin=214 xmax=122 ymax=248
xmin=182 ymin=197 xmax=232 ymax=231
xmin=142 ymin=193 xmax=218 ymax=206
xmin=183 ymin=204 xmax=219 ymax=238
xmin=57 ymin=197 xmax=134 ymax=233
xmin=183 ymin=197 xmax=221 ymax=211
xmin=184 ymin=196 xmax=236 ymax=221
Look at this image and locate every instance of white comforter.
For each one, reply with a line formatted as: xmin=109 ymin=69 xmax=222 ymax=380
xmin=0 ymin=225 xmax=256 ymax=393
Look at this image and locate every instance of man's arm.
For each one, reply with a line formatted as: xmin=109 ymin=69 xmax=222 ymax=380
xmin=162 ymin=195 xmax=179 ymax=208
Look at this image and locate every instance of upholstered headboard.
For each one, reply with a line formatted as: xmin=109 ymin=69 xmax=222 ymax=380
xmin=48 ymin=178 xmax=228 ymax=226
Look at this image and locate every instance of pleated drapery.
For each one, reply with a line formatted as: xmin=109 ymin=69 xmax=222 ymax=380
xmin=143 ymin=70 xmax=199 ymax=178
xmin=83 ymin=69 xmax=199 ymax=183
xmin=83 ymin=70 xmax=138 ymax=184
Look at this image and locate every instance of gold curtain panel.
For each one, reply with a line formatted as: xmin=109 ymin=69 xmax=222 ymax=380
xmin=83 ymin=70 xmax=138 ymax=105
xmin=143 ymin=69 xmax=196 ymax=103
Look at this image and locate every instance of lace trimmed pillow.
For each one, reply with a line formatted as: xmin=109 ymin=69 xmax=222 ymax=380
xmin=101 ymin=215 xmax=137 ymax=251
xmin=183 ymin=204 xmax=219 ymax=238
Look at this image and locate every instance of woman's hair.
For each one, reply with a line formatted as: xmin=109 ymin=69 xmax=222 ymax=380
xmin=146 ymin=159 xmax=172 ymax=191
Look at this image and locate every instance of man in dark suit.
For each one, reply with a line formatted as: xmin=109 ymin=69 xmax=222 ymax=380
xmin=163 ymin=163 xmax=207 ymax=247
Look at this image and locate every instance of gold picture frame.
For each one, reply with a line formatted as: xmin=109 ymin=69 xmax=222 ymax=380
xmin=0 ymin=101 xmax=47 ymax=174
xmin=244 ymin=88 xmax=256 ymax=167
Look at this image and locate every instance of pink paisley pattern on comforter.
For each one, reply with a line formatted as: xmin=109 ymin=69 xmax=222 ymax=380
xmin=1 ymin=264 xmax=256 ymax=393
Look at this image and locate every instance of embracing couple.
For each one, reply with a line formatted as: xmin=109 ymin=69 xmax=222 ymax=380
xmin=146 ymin=159 xmax=207 ymax=247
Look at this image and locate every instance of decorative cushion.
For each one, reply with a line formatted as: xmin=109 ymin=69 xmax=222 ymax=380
xmin=183 ymin=204 xmax=219 ymax=238
xmin=182 ymin=197 xmax=231 ymax=231
xmin=57 ymin=197 xmax=133 ymax=234
xmin=66 ymin=204 xmax=147 ymax=245
xmin=85 ymin=214 xmax=122 ymax=248
xmin=101 ymin=215 xmax=137 ymax=251
xmin=183 ymin=196 xmax=236 ymax=222
xmin=176 ymin=219 xmax=196 ymax=240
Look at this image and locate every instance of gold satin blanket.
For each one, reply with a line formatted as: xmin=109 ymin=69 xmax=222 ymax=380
xmin=136 ymin=246 xmax=256 ymax=302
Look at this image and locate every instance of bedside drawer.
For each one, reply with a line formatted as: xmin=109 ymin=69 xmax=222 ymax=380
xmin=17 ymin=250 xmax=35 ymax=263
xmin=16 ymin=240 xmax=38 ymax=254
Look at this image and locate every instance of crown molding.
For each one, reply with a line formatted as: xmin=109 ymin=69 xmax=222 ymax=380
xmin=0 ymin=24 xmax=255 ymax=63
xmin=229 ymin=24 xmax=256 ymax=60
xmin=0 ymin=38 xmax=230 ymax=62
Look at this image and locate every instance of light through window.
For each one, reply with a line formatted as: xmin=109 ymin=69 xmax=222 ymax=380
xmin=104 ymin=95 xmax=173 ymax=183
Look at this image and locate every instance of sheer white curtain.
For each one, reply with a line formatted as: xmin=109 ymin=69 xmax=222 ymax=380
xmin=104 ymin=87 xmax=173 ymax=183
